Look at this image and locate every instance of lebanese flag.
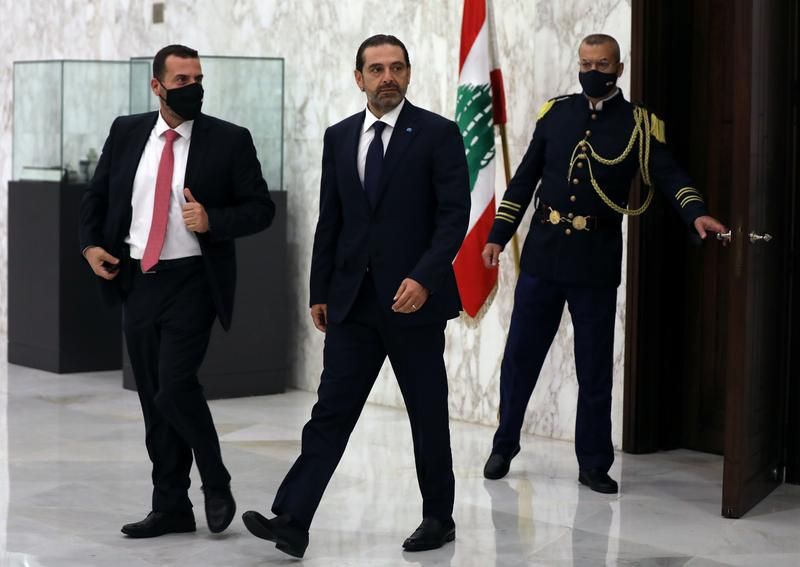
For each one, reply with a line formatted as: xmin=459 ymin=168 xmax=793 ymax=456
xmin=453 ymin=0 xmax=507 ymax=320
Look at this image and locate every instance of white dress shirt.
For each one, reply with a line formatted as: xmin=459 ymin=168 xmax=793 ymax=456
xmin=126 ymin=112 xmax=201 ymax=260
xmin=357 ymin=98 xmax=406 ymax=185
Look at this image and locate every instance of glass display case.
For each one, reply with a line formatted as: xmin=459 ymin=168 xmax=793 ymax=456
xmin=12 ymin=60 xmax=131 ymax=183
xmin=130 ymin=56 xmax=284 ymax=192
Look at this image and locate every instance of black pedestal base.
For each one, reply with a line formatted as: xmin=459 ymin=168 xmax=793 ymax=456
xmin=8 ymin=181 xmax=122 ymax=373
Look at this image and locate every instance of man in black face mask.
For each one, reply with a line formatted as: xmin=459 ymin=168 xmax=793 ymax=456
xmin=480 ymin=34 xmax=727 ymax=493
xmin=79 ymin=44 xmax=275 ymax=537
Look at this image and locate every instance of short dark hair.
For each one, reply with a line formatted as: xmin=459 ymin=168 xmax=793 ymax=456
xmin=153 ymin=44 xmax=199 ymax=81
xmin=580 ymin=34 xmax=621 ymax=63
xmin=355 ymin=34 xmax=410 ymax=72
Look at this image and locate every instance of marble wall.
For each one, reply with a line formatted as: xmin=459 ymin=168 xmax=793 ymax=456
xmin=0 ymin=0 xmax=631 ymax=449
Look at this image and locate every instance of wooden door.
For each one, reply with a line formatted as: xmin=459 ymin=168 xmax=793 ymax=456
xmin=626 ymin=0 xmax=798 ymax=517
xmin=720 ymin=0 xmax=796 ymax=518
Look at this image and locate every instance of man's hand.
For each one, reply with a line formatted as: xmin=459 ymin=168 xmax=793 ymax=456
xmin=310 ymin=304 xmax=328 ymax=333
xmin=392 ymin=278 xmax=430 ymax=314
xmin=482 ymin=243 xmax=503 ymax=269
xmin=694 ymin=215 xmax=729 ymax=245
xmin=183 ymin=188 xmax=209 ymax=233
xmin=83 ymin=246 xmax=120 ymax=280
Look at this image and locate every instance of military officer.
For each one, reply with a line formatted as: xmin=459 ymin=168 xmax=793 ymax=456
xmin=481 ymin=33 xmax=727 ymax=493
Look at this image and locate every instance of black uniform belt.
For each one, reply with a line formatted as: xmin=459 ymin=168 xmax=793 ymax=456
xmin=534 ymin=205 xmax=617 ymax=232
xmin=134 ymin=256 xmax=202 ymax=274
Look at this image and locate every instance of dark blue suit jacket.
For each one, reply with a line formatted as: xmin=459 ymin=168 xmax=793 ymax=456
xmin=79 ymin=111 xmax=275 ymax=330
xmin=309 ymin=100 xmax=470 ymax=327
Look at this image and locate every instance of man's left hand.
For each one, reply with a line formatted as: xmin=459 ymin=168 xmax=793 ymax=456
xmin=183 ymin=188 xmax=209 ymax=233
xmin=392 ymin=278 xmax=429 ymax=314
xmin=694 ymin=215 xmax=728 ymax=244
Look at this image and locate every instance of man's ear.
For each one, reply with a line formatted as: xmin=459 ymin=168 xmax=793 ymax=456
xmin=354 ymin=69 xmax=365 ymax=92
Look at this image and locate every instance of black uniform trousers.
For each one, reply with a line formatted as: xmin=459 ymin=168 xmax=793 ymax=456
xmin=272 ymin=274 xmax=455 ymax=531
xmin=492 ymin=271 xmax=616 ymax=473
xmin=122 ymin=258 xmax=231 ymax=512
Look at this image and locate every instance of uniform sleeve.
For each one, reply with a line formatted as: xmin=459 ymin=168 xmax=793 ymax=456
xmin=486 ymin=109 xmax=549 ymax=247
xmin=646 ymin=112 xmax=709 ymax=227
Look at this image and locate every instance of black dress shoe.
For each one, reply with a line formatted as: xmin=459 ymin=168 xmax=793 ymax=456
xmin=402 ymin=517 xmax=456 ymax=552
xmin=242 ymin=511 xmax=309 ymax=558
xmin=121 ymin=510 xmax=196 ymax=538
xmin=483 ymin=445 xmax=521 ymax=480
xmin=578 ymin=469 xmax=619 ymax=494
xmin=203 ymin=485 xmax=236 ymax=533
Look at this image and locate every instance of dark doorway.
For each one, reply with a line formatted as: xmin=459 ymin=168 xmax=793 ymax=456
xmin=625 ymin=0 xmax=799 ymax=517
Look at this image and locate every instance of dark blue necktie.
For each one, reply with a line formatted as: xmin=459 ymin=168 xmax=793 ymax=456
xmin=364 ymin=121 xmax=387 ymax=210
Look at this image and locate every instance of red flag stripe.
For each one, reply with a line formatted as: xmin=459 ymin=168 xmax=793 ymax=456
xmin=490 ymin=68 xmax=507 ymax=124
xmin=454 ymin=201 xmax=498 ymax=317
xmin=459 ymin=0 xmax=486 ymax=72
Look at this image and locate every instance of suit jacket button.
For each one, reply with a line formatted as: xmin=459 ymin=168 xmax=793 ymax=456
xmin=572 ymin=178 xmax=579 ymax=185
xmin=565 ymin=228 xmax=572 ymax=235
xmin=570 ymin=195 xmax=577 ymax=202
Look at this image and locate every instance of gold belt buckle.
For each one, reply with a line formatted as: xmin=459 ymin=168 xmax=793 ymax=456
xmin=548 ymin=209 xmax=562 ymax=225
xmin=572 ymin=215 xmax=588 ymax=231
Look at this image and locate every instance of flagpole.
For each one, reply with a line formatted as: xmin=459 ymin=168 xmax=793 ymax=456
xmin=496 ymin=122 xmax=520 ymax=274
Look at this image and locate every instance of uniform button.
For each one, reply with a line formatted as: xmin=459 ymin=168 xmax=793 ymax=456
xmin=568 ymin=213 xmax=574 ymax=219
xmin=577 ymin=162 xmax=584 ymax=168
xmin=585 ymin=130 xmax=592 ymax=137
xmin=565 ymin=228 xmax=572 ymax=235
xmin=570 ymin=195 xmax=577 ymax=202
xmin=591 ymin=113 xmax=598 ymax=120
xmin=572 ymin=178 xmax=579 ymax=185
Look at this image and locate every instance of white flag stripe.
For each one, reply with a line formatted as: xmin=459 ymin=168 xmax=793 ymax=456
xmin=467 ymin=163 xmax=496 ymax=231
xmin=458 ymin=23 xmax=490 ymax=85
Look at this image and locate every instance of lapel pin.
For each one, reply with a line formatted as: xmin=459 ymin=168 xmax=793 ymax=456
xmin=406 ymin=127 xmax=413 ymax=133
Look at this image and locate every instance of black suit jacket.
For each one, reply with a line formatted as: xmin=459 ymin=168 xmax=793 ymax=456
xmin=79 ymin=111 xmax=275 ymax=330
xmin=309 ymin=100 xmax=470 ymax=327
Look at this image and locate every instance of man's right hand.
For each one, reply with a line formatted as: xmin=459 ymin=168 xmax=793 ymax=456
xmin=83 ymin=246 xmax=120 ymax=280
xmin=482 ymin=243 xmax=503 ymax=269
xmin=310 ymin=304 xmax=328 ymax=333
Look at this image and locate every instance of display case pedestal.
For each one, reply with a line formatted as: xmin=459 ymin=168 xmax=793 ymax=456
xmin=8 ymin=180 xmax=122 ymax=372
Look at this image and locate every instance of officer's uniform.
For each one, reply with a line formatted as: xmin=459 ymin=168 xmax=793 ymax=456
xmin=487 ymin=89 xmax=709 ymax=473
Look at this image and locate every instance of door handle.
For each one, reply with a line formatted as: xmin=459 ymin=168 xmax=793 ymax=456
xmin=748 ymin=231 xmax=773 ymax=243
xmin=716 ymin=231 xmax=732 ymax=242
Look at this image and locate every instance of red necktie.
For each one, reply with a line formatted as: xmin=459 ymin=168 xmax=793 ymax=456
xmin=141 ymin=129 xmax=180 ymax=272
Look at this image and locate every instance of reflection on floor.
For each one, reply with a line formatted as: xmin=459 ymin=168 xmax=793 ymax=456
xmin=1 ymin=363 xmax=799 ymax=566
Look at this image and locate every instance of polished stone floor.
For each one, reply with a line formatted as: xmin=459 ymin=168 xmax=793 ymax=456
xmin=1 ymin=363 xmax=799 ymax=566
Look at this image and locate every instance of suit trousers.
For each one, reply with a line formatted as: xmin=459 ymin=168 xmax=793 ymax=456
xmin=492 ymin=271 xmax=617 ymax=472
xmin=272 ymin=274 xmax=455 ymax=530
xmin=123 ymin=259 xmax=231 ymax=512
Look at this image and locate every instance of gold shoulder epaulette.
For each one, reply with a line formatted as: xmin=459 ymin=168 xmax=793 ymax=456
xmin=537 ymin=95 xmax=570 ymax=120
xmin=648 ymin=110 xmax=666 ymax=143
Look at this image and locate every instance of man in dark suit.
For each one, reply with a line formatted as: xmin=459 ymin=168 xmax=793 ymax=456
xmin=79 ymin=44 xmax=275 ymax=538
xmin=242 ymin=35 xmax=470 ymax=558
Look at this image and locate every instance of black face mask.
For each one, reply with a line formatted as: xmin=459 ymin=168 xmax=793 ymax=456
xmin=159 ymin=81 xmax=204 ymax=120
xmin=579 ymin=69 xmax=618 ymax=98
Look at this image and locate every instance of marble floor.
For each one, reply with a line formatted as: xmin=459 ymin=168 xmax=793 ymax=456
xmin=1 ymin=363 xmax=799 ymax=567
